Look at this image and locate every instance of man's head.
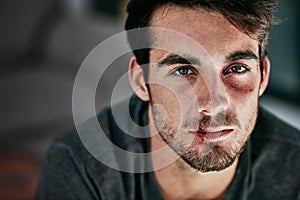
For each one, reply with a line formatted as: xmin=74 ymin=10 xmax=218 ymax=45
xmin=125 ymin=0 xmax=276 ymax=68
xmin=126 ymin=0 xmax=275 ymax=172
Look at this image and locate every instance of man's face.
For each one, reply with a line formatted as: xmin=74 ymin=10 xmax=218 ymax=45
xmin=144 ymin=6 xmax=265 ymax=172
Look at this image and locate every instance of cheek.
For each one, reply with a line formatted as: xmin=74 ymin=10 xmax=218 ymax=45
xmin=149 ymin=84 xmax=181 ymax=114
xmin=150 ymin=84 xmax=184 ymax=132
xmin=150 ymin=82 xmax=198 ymax=115
xmin=150 ymin=84 xmax=176 ymax=100
xmin=225 ymin=75 xmax=260 ymax=129
xmin=224 ymin=74 xmax=259 ymax=95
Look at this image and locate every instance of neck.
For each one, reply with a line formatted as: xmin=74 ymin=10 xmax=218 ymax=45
xmin=149 ymin=120 xmax=238 ymax=200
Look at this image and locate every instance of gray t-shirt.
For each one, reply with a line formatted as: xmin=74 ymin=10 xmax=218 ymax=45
xmin=36 ymin=96 xmax=300 ymax=199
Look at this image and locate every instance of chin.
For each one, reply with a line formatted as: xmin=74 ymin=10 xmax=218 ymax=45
xmin=181 ymin=144 xmax=238 ymax=172
xmin=170 ymin=133 xmax=248 ymax=172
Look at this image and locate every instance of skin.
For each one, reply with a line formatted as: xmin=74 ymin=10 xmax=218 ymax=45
xmin=129 ymin=5 xmax=270 ymax=200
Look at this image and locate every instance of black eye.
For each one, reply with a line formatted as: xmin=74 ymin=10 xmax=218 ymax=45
xmin=174 ymin=67 xmax=192 ymax=76
xmin=228 ymin=65 xmax=249 ymax=74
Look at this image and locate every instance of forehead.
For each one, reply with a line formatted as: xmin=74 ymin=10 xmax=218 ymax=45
xmin=149 ymin=5 xmax=258 ymax=59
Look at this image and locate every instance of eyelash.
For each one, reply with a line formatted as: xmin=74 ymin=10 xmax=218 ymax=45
xmin=169 ymin=63 xmax=250 ymax=78
xmin=171 ymin=66 xmax=195 ymax=77
xmin=224 ymin=64 xmax=251 ymax=75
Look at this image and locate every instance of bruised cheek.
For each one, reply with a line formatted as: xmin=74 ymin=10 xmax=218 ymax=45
xmin=224 ymin=75 xmax=258 ymax=95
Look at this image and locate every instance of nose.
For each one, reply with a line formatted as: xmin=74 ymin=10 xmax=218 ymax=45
xmin=196 ymin=76 xmax=229 ymax=116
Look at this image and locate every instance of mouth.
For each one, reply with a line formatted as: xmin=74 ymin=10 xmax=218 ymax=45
xmin=190 ymin=127 xmax=234 ymax=142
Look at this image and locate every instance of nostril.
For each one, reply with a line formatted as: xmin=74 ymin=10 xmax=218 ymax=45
xmin=198 ymin=96 xmax=229 ymax=116
xmin=198 ymin=107 xmax=207 ymax=113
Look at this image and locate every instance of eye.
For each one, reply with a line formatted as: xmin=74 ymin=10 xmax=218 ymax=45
xmin=225 ymin=64 xmax=250 ymax=74
xmin=173 ymin=67 xmax=193 ymax=76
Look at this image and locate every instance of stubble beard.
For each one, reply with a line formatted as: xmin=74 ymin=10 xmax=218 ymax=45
xmin=150 ymin=102 xmax=258 ymax=173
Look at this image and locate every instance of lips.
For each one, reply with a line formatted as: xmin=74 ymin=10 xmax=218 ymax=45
xmin=190 ymin=127 xmax=234 ymax=142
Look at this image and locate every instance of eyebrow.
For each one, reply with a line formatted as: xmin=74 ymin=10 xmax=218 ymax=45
xmin=157 ymin=50 xmax=258 ymax=67
xmin=225 ymin=50 xmax=258 ymax=62
xmin=157 ymin=54 xmax=201 ymax=67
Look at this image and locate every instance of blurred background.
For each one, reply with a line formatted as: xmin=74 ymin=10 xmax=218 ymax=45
xmin=0 ymin=0 xmax=299 ymax=199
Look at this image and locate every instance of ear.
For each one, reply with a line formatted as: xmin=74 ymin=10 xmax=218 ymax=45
xmin=128 ymin=56 xmax=150 ymax=101
xmin=259 ymin=56 xmax=271 ymax=96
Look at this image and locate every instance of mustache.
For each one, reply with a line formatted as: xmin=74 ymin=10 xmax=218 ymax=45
xmin=182 ymin=111 xmax=240 ymax=129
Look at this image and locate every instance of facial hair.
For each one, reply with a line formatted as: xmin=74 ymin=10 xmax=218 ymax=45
xmin=150 ymin=101 xmax=258 ymax=172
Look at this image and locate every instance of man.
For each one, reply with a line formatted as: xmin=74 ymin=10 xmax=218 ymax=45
xmin=37 ymin=0 xmax=300 ymax=199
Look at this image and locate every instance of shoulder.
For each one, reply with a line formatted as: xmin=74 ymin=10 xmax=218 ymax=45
xmin=252 ymin=106 xmax=300 ymax=147
xmin=46 ymin=95 xmax=149 ymax=167
xmin=249 ymin=106 xmax=300 ymax=199
xmin=38 ymin=125 xmax=127 ymax=199
xmin=37 ymin=97 xmax=147 ymax=199
xmin=38 ymin=96 xmax=150 ymax=199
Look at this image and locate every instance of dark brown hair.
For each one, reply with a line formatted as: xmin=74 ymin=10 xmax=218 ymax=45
xmin=125 ymin=0 xmax=277 ymax=72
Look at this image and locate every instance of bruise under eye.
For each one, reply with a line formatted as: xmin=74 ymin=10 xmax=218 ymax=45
xmin=224 ymin=67 xmax=257 ymax=92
